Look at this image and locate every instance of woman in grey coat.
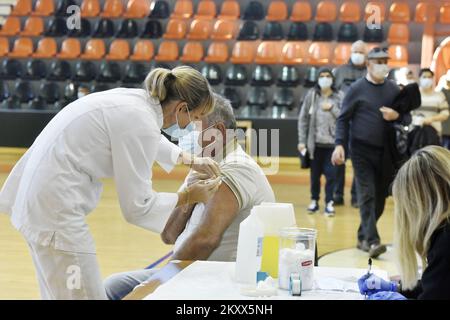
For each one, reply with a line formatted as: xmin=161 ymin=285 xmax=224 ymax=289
xmin=298 ymin=68 xmax=344 ymax=217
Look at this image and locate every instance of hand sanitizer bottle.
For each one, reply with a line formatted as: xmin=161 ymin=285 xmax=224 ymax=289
xmin=235 ymin=209 xmax=264 ymax=286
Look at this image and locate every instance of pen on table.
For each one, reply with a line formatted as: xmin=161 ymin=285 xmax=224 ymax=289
xmin=365 ymin=258 xmax=372 ymax=300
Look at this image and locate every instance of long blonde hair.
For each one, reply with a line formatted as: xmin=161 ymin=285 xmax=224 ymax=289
xmin=144 ymin=66 xmax=214 ymax=115
xmin=392 ymin=146 xmax=450 ymax=289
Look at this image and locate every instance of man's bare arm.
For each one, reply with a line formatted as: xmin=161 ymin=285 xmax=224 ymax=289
xmin=161 ymin=204 xmax=195 ymax=244
xmin=171 ymin=181 xmax=240 ymax=260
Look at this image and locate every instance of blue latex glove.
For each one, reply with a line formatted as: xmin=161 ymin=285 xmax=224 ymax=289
xmin=358 ymin=273 xmax=398 ymax=296
xmin=368 ymin=291 xmax=407 ymax=300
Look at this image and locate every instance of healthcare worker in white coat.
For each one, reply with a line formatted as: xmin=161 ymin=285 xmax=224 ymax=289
xmin=0 ymin=66 xmax=222 ymax=299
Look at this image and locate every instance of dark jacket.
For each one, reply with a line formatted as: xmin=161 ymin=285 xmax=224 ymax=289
xmin=401 ymin=221 xmax=450 ymax=300
xmin=408 ymin=125 xmax=441 ymax=155
xmin=382 ymin=84 xmax=419 ymax=196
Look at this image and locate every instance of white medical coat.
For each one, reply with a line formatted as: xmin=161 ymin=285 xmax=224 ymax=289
xmin=0 ymin=88 xmax=182 ymax=254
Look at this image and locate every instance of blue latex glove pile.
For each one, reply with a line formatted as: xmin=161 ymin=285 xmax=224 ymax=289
xmin=358 ymin=274 xmax=407 ymax=300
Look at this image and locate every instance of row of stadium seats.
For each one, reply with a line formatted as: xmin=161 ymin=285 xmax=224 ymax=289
xmin=0 ymin=79 xmax=300 ymax=110
xmin=7 ymin=0 xmax=450 ymax=24
xmin=0 ymin=38 xmax=408 ymax=66
xmin=0 ymin=16 xmax=404 ymax=43
xmin=0 ymin=59 xmax=322 ymax=88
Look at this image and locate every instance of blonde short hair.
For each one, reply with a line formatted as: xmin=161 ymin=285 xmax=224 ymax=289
xmin=144 ymin=66 xmax=214 ymax=115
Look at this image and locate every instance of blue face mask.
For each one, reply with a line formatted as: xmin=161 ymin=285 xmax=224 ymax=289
xmin=162 ymin=106 xmax=195 ymax=139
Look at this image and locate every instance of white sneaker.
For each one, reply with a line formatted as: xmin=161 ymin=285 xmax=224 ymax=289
xmin=324 ymin=201 xmax=335 ymax=217
xmin=307 ymin=200 xmax=319 ymax=214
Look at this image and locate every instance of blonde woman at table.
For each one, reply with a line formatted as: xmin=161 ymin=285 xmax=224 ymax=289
xmin=0 ymin=66 xmax=222 ymax=300
xmin=358 ymin=146 xmax=450 ymax=300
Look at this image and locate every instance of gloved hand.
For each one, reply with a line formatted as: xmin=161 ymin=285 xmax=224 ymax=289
xmin=358 ymin=274 xmax=398 ymax=296
xmin=186 ymin=171 xmax=211 ymax=186
xmin=183 ymin=176 xmax=222 ymax=204
xmin=179 ymin=152 xmax=221 ymax=178
xmin=367 ymin=291 xmax=407 ymax=300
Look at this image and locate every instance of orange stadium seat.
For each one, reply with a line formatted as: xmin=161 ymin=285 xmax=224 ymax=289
xmin=254 ymin=41 xmax=283 ymax=64
xmin=431 ymin=38 xmax=450 ymax=81
xmin=281 ymin=41 xmax=309 ymax=65
xmin=388 ymin=45 xmax=409 ymax=67
xmin=0 ymin=38 xmax=9 ymax=57
xmin=339 ymin=1 xmax=361 ymax=23
xmin=389 ymin=2 xmax=410 ymax=23
xmin=32 ymin=37 xmax=57 ymax=58
xmin=171 ymin=0 xmax=194 ymax=19
xmin=415 ymin=2 xmax=436 ymax=23
xmin=365 ymin=1 xmax=386 ymax=23
xmin=101 ymin=0 xmax=124 ymax=18
xmin=218 ymin=0 xmax=240 ymax=20
xmin=163 ymin=19 xmax=188 ymax=40
xmin=155 ymin=41 xmax=179 ymax=61
xmin=204 ymin=42 xmax=229 ymax=63
xmin=440 ymin=3 xmax=450 ymax=24
xmin=0 ymin=17 xmax=21 ymax=36
xmin=57 ymin=39 xmax=81 ymax=59
xmin=20 ymin=17 xmax=44 ymax=36
xmin=10 ymin=0 xmax=32 ymax=16
xmin=130 ymin=40 xmax=155 ymax=61
xmin=8 ymin=37 xmax=33 ymax=58
xmin=308 ymin=42 xmax=332 ymax=65
xmin=81 ymin=0 xmax=101 ymax=17
xmin=106 ymin=39 xmax=130 ymax=60
xmin=230 ymin=41 xmax=256 ymax=64
xmin=387 ymin=23 xmax=409 ymax=44
xmin=266 ymin=1 xmax=288 ymax=21
xmin=124 ymin=0 xmax=151 ymax=18
xmin=32 ymin=0 xmax=55 ymax=16
xmin=187 ymin=19 xmax=212 ymax=40
xmin=80 ymin=39 xmax=106 ymax=60
xmin=180 ymin=41 xmax=204 ymax=62
xmin=194 ymin=0 xmax=217 ymax=20
xmin=210 ymin=19 xmax=237 ymax=40
xmin=315 ymin=1 xmax=338 ymax=22
xmin=333 ymin=43 xmax=352 ymax=65
xmin=290 ymin=1 xmax=312 ymax=22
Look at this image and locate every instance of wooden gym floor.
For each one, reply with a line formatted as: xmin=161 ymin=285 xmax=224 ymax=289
xmin=0 ymin=148 xmax=395 ymax=299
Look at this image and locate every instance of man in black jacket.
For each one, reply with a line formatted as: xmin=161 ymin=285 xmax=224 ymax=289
xmin=332 ymin=47 xmax=402 ymax=258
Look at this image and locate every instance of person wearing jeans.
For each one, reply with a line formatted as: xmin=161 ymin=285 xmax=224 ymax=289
xmin=298 ymin=68 xmax=343 ymax=217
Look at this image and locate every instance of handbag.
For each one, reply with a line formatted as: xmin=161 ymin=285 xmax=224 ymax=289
xmin=299 ymin=149 xmax=310 ymax=169
xmin=298 ymin=92 xmax=316 ymax=169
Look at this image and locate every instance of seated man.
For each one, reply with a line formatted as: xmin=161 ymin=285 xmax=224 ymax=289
xmin=104 ymin=94 xmax=275 ymax=300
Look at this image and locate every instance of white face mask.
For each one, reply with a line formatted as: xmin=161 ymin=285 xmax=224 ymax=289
xmin=351 ymin=53 xmax=365 ymax=66
xmin=318 ymin=77 xmax=333 ymax=89
xmin=419 ymin=78 xmax=433 ymax=89
xmin=77 ymin=92 xmax=87 ymax=99
xmin=372 ymin=63 xmax=390 ymax=79
xmin=178 ymin=130 xmax=202 ymax=155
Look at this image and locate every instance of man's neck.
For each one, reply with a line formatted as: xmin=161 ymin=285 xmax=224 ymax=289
xmin=366 ymin=73 xmax=385 ymax=85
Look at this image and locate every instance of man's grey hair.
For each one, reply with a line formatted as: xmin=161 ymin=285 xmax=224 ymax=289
xmin=351 ymin=40 xmax=368 ymax=53
xmin=206 ymin=93 xmax=237 ymax=130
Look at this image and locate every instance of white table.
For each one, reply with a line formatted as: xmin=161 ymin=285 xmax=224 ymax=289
xmin=142 ymin=261 xmax=388 ymax=300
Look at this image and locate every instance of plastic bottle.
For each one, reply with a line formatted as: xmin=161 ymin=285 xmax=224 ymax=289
xmin=235 ymin=209 xmax=264 ymax=286
xmin=256 ymin=203 xmax=297 ymax=278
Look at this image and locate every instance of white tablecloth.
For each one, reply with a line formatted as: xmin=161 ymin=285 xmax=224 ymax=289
xmin=144 ymin=261 xmax=388 ymax=300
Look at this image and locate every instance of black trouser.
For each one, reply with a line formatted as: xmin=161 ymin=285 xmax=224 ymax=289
xmin=334 ymin=163 xmax=358 ymax=202
xmin=351 ymin=141 xmax=386 ymax=245
xmin=310 ymin=146 xmax=336 ymax=204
